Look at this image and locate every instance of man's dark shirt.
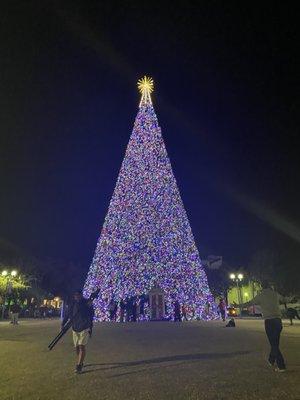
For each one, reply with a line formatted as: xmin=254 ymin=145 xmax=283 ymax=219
xmin=63 ymin=298 xmax=94 ymax=332
xmin=11 ymin=304 xmax=21 ymax=313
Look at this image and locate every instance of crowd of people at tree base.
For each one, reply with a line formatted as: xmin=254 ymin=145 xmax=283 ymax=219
xmin=107 ymin=295 xmax=147 ymax=322
xmin=94 ymin=295 xmax=300 ymax=323
xmin=105 ymin=296 xmax=213 ymax=322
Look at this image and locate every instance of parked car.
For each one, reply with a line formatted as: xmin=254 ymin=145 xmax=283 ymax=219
xmin=247 ymin=305 xmax=262 ymax=317
xmin=227 ymin=306 xmax=237 ymax=317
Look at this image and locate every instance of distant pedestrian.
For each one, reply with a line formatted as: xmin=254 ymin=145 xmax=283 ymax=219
xmin=174 ymin=301 xmax=181 ymax=322
xmin=182 ymin=305 xmax=188 ymax=321
xmin=235 ymin=280 xmax=286 ymax=372
xmin=40 ymin=306 xmax=46 ymax=318
xmin=218 ymin=299 xmax=227 ymax=321
xmin=125 ymin=297 xmax=131 ymax=322
xmin=131 ymin=297 xmax=137 ymax=322
xmin=108 ymin=298 xmax=117 ymax=321
xmin=139 ymin=294 xmax=146 ymax=318
xmin=119 ymin=299 xmax=126 ymax=322
xmin=48 ymin=307 xmax=54 ymax=319
xmin=33 ymin=306 xmax=40 ymax=318
xmin=132 ymin=302 xmax=137 ymax=322
xmin=135 ymin=298 xmax=140 ymax=321
xmin=10 ymin=303 xmax=21 ymax=325
xmin=286 ymin=307 xmax=300 ymax=325
xmin=225 ymin=318 xmax=236 ymax=328
xmin=205 ymin=301 xmax=211 ymax=315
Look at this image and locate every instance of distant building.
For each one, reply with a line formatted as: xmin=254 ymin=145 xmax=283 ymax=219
xmin=43 ymin=297 xmax=62 ymax=309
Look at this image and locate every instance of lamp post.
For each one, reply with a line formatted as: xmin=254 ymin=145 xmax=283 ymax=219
xmin=1 ymin=270 xmax=17 ymax=319
xmin=229 ymin=273 xmax=244 ymax=317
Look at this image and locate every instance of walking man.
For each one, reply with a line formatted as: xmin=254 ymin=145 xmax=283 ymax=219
xmin=62 ymin=289 xmax=94 ymax=374
xmin=235 ymin=280 xmax=286 ymax=372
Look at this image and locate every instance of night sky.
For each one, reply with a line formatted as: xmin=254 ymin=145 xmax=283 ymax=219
xmin=1 ymin=2 xmax=299 ymax=287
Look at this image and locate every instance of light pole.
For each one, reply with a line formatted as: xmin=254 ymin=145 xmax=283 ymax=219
xmin=229 ymin=273 xmax=244 ymax=317
xmin=1 ymin=270 xmax=18 ymax=319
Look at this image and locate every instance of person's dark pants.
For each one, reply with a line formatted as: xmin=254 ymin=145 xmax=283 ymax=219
xmin=174 ymin=313 xmax=181 ymax=322
xmin=220 ymin=310 xmax=225 ymax=321
xmin=132 ymin=308 xmax=137 ymax=322
xmin=125 ymin=308 xmax=131 ymax=322
xmin=109 ymin=311 xmax=116 ymax=321
xmin=264 ymin=318 xmax=285 ymax=369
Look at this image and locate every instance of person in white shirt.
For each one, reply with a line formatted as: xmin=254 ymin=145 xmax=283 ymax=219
xmin=236 ymin=280 xmax=286 ymax=372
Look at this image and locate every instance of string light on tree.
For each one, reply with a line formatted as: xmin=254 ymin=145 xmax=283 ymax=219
xmin=84 ymin=76 xmax=216 ymax=321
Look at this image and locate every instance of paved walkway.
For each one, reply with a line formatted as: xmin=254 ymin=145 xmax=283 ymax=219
xmin=0 ymin=318 xmax=299 ymax=400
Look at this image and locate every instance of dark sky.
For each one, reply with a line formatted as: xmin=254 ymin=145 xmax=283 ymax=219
xmin=1 ymin=2 xmax=299 ymax=280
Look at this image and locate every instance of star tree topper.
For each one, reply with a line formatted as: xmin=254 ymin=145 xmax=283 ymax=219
xmin=137 ymin=76 xmax=154 ymax=106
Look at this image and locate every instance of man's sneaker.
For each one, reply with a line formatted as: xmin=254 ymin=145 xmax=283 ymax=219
xmin=75 ymin=364 xmax=83 ymax=374
xmin=268 ymin=360 xmax=275 ymax=367
xmin=274 ymin=367 xmax=286 ymax=373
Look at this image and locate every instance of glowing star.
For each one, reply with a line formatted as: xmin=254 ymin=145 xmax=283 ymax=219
xmin=137 ymin=76 xmax=154 ymax=106
xmin=84 ymin=77 xmax=216 ymax=321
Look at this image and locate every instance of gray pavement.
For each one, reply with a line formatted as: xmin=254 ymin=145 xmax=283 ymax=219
xmin=0 ymin=318 xmax=299 ymax=400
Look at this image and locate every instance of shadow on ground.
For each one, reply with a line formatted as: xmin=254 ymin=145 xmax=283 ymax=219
xmin=82 ymin=350 xmax=251 ymax=376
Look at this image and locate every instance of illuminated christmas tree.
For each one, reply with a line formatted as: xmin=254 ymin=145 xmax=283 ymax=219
xmin=84 ymin=77 xmax=215 ymax=320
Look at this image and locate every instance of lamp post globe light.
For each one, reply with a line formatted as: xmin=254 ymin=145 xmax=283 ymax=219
xmin=1 ymin=270 xmax=18 ymax=319
xmin=229 ymin=272 xmax=244 ymax=317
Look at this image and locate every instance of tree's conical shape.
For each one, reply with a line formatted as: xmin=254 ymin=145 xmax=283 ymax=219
xmin=84 ymin=79 xmax=215 ymax=320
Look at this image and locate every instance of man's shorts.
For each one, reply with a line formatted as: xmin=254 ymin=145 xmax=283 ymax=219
xmin=72 ymin=329 xmax=90 ymax=347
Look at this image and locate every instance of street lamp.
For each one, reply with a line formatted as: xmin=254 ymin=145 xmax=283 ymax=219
xmin=1 ymin=270 xmax=18 ymax=319
xmin=229 ymin=272 xmax=244 ymax=317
